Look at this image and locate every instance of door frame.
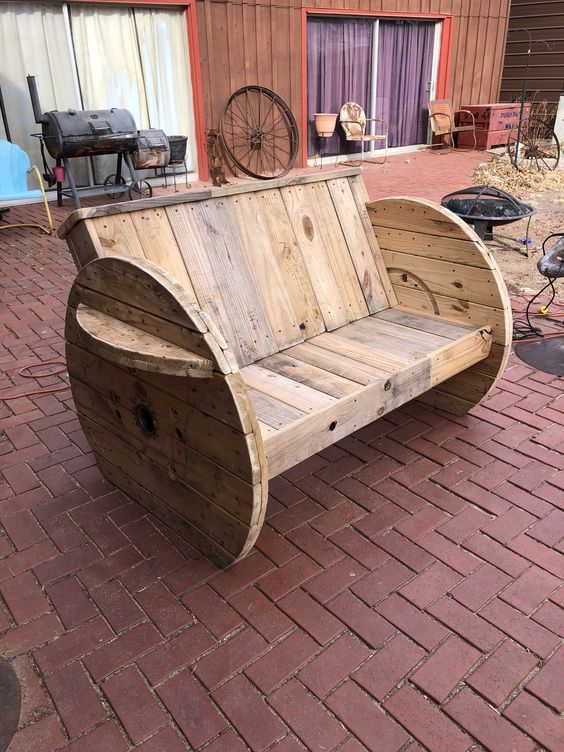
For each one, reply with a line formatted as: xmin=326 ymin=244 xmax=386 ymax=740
xmin=301 ymin=8 xmax=453 ymax=166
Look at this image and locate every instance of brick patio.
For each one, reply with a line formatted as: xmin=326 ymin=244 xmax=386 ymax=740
xmin=1 ymin=150 xmax=563 ymax=752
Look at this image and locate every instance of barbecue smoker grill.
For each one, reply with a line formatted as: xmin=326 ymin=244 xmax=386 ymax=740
xmin=27 ymin=75 xmax=151 ymax=208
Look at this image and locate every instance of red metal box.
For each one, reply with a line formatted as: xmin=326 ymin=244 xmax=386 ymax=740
xmin=458 ymin=103 xmax=531 ymax=131
xmin=458 ymin=128 xmax=514 ymax=150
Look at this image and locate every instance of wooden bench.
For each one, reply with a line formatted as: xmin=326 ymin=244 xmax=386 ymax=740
xmin=59 ymin=167 xmax=512 ymax=566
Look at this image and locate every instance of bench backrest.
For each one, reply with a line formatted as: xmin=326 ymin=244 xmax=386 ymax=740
xmin=60 ymin=168 xmax=393 ymax=367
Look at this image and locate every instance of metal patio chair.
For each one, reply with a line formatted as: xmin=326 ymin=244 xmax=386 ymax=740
xmin=0 ymin=140 xmax=53 ymax=235
xmin=339 ymin=102 xmax=388 ymax=164
xmin=428 ymin=99 xmax=477 ymax=149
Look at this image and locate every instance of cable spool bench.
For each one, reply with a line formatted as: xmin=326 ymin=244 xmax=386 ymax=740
xmin=59 ymin=167 xmax=512 ymax=566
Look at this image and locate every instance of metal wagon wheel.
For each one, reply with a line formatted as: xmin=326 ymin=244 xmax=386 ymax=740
xmin=507 ymin=117 xmax=560 ymax=171
xmin=128 ymin=180 xmax=153 ymax=200
xmin=219 ymin=86 xmax=299 ymax=180
xmin=103 ymin=174 xmax=127 ymax=199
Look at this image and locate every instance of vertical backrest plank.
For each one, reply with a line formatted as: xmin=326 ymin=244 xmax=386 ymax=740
xmin=90 ymin=214 xmax=145 ymax=259
xmin=166 ymin=200 xmax=279 ymax=366
xmin=347 ymin=173 xmax=397 ymax=307
xmin=227 ymin=193 xmax=304 ymax=351
xmin=129 ymin=208 xmax=197 ymax=298
xmin=280 ymin=184 xmax=360 ymax=330
xmin=326 ymin=176 xmax=390 ymax=314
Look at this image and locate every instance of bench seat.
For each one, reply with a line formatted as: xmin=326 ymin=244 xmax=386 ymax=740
xmin=60 ymin=167 xmax=511 ymax=565
xmin=242 ymin=308 xmax=492 ymax=477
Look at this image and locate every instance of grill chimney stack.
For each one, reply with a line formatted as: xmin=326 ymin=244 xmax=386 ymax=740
xmin=27 ymin=75 xmax=48 ymax=124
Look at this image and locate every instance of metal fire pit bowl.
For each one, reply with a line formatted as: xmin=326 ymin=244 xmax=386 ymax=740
xmin=441 ymin=185 xmax=534 ymax=241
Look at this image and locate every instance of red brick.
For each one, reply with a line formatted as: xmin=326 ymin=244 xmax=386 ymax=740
xmin=445 ymin=688 xmax=535 ymax=752
xmin=103 ymin=666 xmax=168 ymax=744
xmin=484 ymin=507 xmax=537 ymax=544
xmin=42 ymin=512 xmax=84 ymax=551
xmin=330 ymin=527 xmax=389 ymax=569
xmin=0 ymin=539 xmax=57 ymax=584
xmin=138 ymin=623 xmax=214 ymax=685
xmin=373 ymin=529 xmax=434 ymax=572
xmin=452 ymin=479 xmax=510 ymax=515
xmin=438 ymin=506 xmax=491 ymax=543
xmin=309 ymin=500 xmax=366 ymax=537
xmin=2 ymin=463 xmax=41 ymax=494
xmin=287 ymin=524 xmax=344 ymax=567
xmin=0 ymin=612 xmax=61 ymax=658
xmin=479 ymin=598 xmax=560 ymax=658
xmin=504 ymin=691 xmax=564 ymax=752
xmin=384 ymin=683 xmax=472 ymax=752
xmin=45 ymin=660 xmax=106 ymax=737
xmin=0 ymin=571 xmax=49 ymax=623
xmin=501 ymin=565 xmax=560 ymax=614
xmin=399 ymin=561 xmax=462 ymax=608
xmin=133 ymin=726 xmax=190 ymax=752
xmin=376 ymin=594 xmax=448 ymax=650
xmin=257 ymin=554 xmax=321 ymax=601
xmin=65 ymin=720 xmax=129 ymax=752
xmin=352 ymin=501 xmax=407 ymax=538
xmin=83 ymin=621 xmax=161 ymax=681
xmin=1 ymin=509 xmax=45 ymax=550
xmin=394 ymin=505 xmax=449 ymax=541
xmin=268 ymin=498 xmax=324 ymax=534
xmin=527 ymin=509 xmax=564 ymax=546
xmin=293 ymin=474 xmax=349 ymax=510
xmin=431 ymin=457 xmax=478 ymax=489
xmin=34 ymin=616 xmax=112 ymax=675
xmin=209 ymin=551 xmax=275 ymax=599
xmin=11 ymin=654 xmax=50 ymax=726
xmin=303 ymin=556 xmax=368 ymax=603
xmin=352 ymin=456 xmax=403 ymax=487
xmin=156 ymin=667 xmax=227 ymax=748
xmin=269 ymin=475 xmax=307 ymax=506
xmin=278 ymin=587 xmax=344 ymax=645
xmin=33 ymin=543 xmax=100 ymax=585
xmin=532 ymin=601 xmax=564 ymax=637
xmin=334 ymin=476 xmax=389 ymax=512
xmin=254 ymin=525 xmax=300 ymax=567
xmin=82 ymin=515 xmax=129 ymax=555
xmin=135 ymin=580 xmax=192 ymax=636
xmin=7 ymin=714 xmax=66 ymax=752
xmin=326 ymin=680 xmax=409 ymax=751
xmin=352 ymin=558 xmax=413 ymax=606
xmin=331 ymin=737 xmax=367 ymax=752
xmin=411 ymin=480 xmax=466 ymax=515
xmin=78 ymin=545 xmax=143 ymax=590
xmin=121 ymin=516 xmax=170 ymax=557
xmin=269 ymin=679 xmax=348 ymax=751
xmin=508 ymin=534 xmax=564 ymax=579
xmin=90 ymin=579 xmax=144 ymax=633
xmin=450 ymin=562 xmax=512 ymax=611
xmin=467 ymin=639 xmax=539 ymax=706
xmin=353 ymin=633 xmax=424 ymax=700
xmin=327 ymin=591 xmax=395 ymax=648
xmin=418 ymin=530 xmax=480 ymax=575
xmin=229 ymin=586 xmax=293 ymax=643
xmin=213 ymin=675 xmax=287 ymax=751
xmin=428 ymin=595 xmax=503 ymax=652
xmin=298 ymin=632 xmax=370 ymax=698
xmin=244 ymin=630 xmax=319 ymax=694
xmin=182 ymin=584 xmax=242 ymax=638
xmin=195 ymin=628 xmax=267 ymax=690
xmin=411 ymin=634 xmax=480 ymax=702
xmin=163 ymin=556 xmax=218 ymax=596
xmin=463 ymin=532 xmax=529 ymax=577
xmin=526 ymin=645 xmax=564 ymax=712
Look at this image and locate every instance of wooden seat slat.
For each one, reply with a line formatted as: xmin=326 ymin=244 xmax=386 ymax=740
xmin=258 ymin=353 xmax=362 ymax=399
xmin=374 ymin=308 xmax=477 ymax=339
xmin=248 ymin=388 xmax=307 ymax=429
xmin=283 ymin=341 xmax=390 ymax=385
xmin=242 ymin=364 xmax=336 ymax=414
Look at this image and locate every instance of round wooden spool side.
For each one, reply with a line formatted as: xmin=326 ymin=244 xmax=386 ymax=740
xmin=65 ymin=255 xmax=268 ymax=567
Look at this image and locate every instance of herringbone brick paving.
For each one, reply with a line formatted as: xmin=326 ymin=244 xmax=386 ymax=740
xmin=0 ymin=152 xmax=562 ymax=751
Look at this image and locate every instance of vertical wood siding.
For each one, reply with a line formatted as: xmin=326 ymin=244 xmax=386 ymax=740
xmin=500 ymin=0 xmax=564 ymax=104
xmin=196 ymin=0 xmax=511 ymax=165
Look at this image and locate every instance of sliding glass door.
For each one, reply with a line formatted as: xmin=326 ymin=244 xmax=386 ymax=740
xmin=307 ymin=15 xmax=436 ymax=158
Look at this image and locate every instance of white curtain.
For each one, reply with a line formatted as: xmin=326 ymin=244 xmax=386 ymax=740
xmin=70 ymin=4 xmax=196 ymax=176
xmin=0 ymin=3 xmax=79 ymax=173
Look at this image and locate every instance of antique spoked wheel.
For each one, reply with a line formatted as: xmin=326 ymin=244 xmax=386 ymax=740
xmin=507 ymin=118 xmax=561 ymax=171
xmin=128 ymin=180 xmax=153 ymax=200
xmin=103 ymin=174 xmax=127 ymax=199
xmin=220 ymin=85 xmax=299 ymax=179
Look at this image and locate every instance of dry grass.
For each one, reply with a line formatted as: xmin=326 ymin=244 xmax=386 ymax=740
xmin=472 ymin=156 xmax=564 ymax=197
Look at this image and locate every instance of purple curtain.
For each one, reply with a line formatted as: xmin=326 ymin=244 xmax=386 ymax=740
xmin=307 ymin=18 xmax=373 ymax=157
xmin=376 ymin=20 xmax=435 ymax=148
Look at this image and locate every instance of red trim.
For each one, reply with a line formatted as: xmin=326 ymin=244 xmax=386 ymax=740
xmin=301 ymin=8 xmax=454 ymax=164
xmin=185 ymin=3 xmax=208 ymax=179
